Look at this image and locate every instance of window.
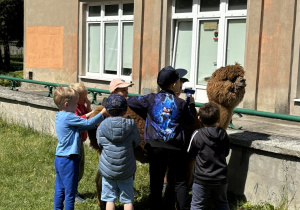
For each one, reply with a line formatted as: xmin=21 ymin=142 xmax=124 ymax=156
xmin=171 ymin=0 xmax=247 ymax=101
xmin=85 ymin=2 xmax=134 ymax=81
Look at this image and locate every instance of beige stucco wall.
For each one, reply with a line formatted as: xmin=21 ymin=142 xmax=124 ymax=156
xmin=244 ymin=0 xmax=300 ymax=115
xmin=290 ymin=0 xmax=300 ymax=116
xmin=24 ymin=0 xmax=300 ymax=116
xmin=24 ymin=0 xmax=79 ymax=86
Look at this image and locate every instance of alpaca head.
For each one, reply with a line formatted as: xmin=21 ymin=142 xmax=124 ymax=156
xmin=206 ymin=63 xmax=246 ymax=108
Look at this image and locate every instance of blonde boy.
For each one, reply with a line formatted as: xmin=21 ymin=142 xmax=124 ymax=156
xmin=53 ymin=87 xmax=108 ymax=210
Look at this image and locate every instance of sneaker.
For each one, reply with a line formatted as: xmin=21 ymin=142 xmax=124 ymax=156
xmin=75 ymin=193 xmax=85 ymax=202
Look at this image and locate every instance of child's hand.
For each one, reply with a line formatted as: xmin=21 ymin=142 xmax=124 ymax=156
xmin=100 ymin=108 xmax=109 ymax=118
xmin=187 ymin=95 xmax=195 ymax=104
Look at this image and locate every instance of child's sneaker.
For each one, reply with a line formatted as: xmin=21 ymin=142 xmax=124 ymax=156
xmin=75 ymin=192 xmax=85 ymax=202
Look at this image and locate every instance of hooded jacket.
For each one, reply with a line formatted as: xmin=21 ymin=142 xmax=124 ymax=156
xmin=127 ymin=89 xmax=195 ymax=150
xmin=187 ymin=127 xmax=230 ymax=185
xmin=96 ymin=116 xmax=142 ymax=180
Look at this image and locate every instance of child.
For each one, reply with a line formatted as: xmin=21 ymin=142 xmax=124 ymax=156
xmin=69 ymin=82 xmax=92 ymax=202
xmin=53 ymin=86 xmax=108 ymax=210
xmin=96 ymin=94 xmax=141 ymax=210
xmin=109 ymin=78 xmax=134 ymax=99
xmin=187 ymin=103 xmax=230 ymax=210
xmin=127 ymin=66 xmax=196 ymax=210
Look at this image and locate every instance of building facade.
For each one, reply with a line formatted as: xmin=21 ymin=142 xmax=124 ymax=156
xmin=24 ymin=0 xmax=300 ymax=116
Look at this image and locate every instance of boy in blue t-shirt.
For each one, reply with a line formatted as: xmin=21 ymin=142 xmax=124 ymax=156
xmin=127 ymin=66 xmax=196 ymax=210
xmin=53 ymin=87 xmax=108 ymax=210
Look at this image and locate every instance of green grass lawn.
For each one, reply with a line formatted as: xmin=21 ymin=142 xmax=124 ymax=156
xmin=0 ymin=118 xmax=284 ymax=210
xmin=0 ymin=118 xmax=150 ymax=210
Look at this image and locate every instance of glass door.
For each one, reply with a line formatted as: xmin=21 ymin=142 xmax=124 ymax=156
xmin=197 ymin=20 xmax=219 ymax=86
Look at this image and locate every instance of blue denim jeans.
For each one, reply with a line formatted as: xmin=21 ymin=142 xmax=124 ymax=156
xmin=54 ymin=155 xmax=79 ymax=210
xmin=191 ymin=182 xmax=229 ymax=210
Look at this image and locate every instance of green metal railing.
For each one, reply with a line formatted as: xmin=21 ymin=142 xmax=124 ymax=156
xmin=0 ymin=75 xmax=142 ymax=105
xmin=1 ymin=75 xmax=300 ymax=129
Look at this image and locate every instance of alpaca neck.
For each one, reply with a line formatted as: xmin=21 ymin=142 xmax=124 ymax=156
xmin=218 ymin=105 xmax=234 ymax=130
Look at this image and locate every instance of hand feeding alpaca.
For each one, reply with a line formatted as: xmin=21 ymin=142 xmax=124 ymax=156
xmin=87 ymin=63 xmax=246 ymax=208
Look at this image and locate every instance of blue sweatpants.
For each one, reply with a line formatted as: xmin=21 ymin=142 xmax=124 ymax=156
xmin=54 ymin=155 xmax=79 ymax=210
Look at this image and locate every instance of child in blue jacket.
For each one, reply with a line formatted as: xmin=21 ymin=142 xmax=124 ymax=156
xmin=127 ymin=66 xmax=196 ymax=210
xmin=53 ymin=87 xmax=108 ymax=210
xmin=97 ymin=94 xmax=141 ymax=210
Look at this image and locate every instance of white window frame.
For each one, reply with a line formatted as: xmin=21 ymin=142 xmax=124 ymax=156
xmin=84 ymin=1 xmax=134 ymax=82
xmin=171 ymin=0 xmax=247 ymax=91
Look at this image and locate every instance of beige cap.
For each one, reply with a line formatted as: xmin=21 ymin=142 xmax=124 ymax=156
xmin=109 ymin=78 xmax=134 ymax=93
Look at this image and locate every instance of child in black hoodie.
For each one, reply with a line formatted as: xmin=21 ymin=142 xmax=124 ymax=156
xmin=187 ymin=103 xmax=230 ymax=210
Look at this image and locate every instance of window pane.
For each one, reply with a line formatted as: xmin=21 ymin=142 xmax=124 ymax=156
xmin=89 ymin=6 xmax=101 ymax=17
xmin=104 ymin=23 xmax=118 ymax=74
xmin=226 ymin=19 xmax=246 ymax=66
xmin=123 ymin=3 xmax=134 ymax=15
xmin=228 ymin=0 xmax=247 ymax=10
xmin=200 ymin=0 xmax=220 ymax=12
xmin=175 ymin=0 xmax=193 ymax=13
xmin=105 ymin=5 xmax=119 ymax=16
xmin=197 ymin=21 xmax=218 ymax=85
xmin=174 ymin=21 xmax=192 ymax=80
xmin=88 ymin=23 xmax=100 ymax=73
xmin=122 ymin=22 xmax=133 ymax=76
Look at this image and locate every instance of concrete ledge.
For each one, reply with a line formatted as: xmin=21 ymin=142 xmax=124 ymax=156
xmin=226 ymin=115 xmax=299 ymax=209
xmin=0 ymin=86 xmax=57 ymax=110
xmin=227 ymin=115 xmax=300 ymax=158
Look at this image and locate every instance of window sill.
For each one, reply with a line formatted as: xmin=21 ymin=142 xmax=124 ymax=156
xmin=78 ymin=75 xmax=132 ymax=83
xmin=79 ymin=75 xmax=113 ymax=82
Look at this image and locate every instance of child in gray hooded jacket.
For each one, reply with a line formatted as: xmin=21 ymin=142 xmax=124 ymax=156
xmin=96 ymin=94 xmax=141 ymax=210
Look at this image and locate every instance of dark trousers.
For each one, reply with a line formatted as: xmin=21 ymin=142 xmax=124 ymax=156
xmin=191 ymin=182 xmax=229 ymax=210
xmin=147 ymin=147 xmax=190 ymax=210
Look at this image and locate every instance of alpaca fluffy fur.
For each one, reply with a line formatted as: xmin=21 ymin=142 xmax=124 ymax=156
xmin=206 ymin=62 xmax=246 ymax=129
xmin=87 ymin=63 xmax=246 ymax=208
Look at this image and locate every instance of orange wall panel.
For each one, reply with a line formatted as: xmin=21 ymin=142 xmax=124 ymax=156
xmin=26 ymin=26 xmax=63 ymax=69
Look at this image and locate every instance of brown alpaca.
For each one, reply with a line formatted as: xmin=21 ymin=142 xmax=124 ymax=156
xmin=87 ymin=63 xmax=246 ymax=208
xmin=206 ymin=62 xmax=246 ymax=129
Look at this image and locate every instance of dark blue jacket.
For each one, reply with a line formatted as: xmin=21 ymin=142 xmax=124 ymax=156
xmin=127 ymin=89 xmax=195 ymax=150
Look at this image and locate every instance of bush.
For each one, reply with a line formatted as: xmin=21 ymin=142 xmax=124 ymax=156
xmin=10 ymin=61 xmax=23 ymax=71
xmin=10 ymin=54 xmax=23 ymax=62
xmin=0 ymin=70 xmax=23 ymax=87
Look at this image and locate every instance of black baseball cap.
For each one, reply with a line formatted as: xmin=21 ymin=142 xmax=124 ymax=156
xmin=157 ymin=66 xmax=188 ymax=87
